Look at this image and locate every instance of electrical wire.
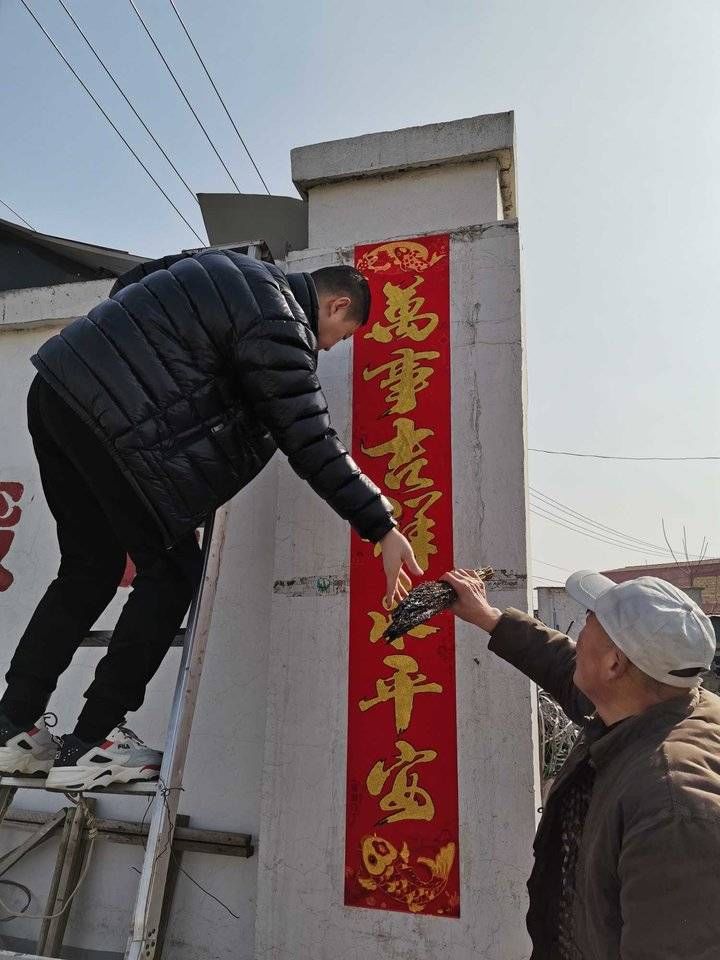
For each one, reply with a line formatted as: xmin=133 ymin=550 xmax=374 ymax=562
xmin=0 ymin=795 xmax=97 ymax=921
xmin=532 ymin=558 xmax=573 ymax=574
xmin=530 ymin=505 xmax=680 ymax=557
xmin=530 ymin=488 xmax=678 ymax=555
xmin=530 ymin=447 xmax=720 ymax=462
xmin=539 ymin=690 xmax=580 ymax=780
xmin=0 ymin=880 xmax=32 ymax=920
xmin=19 ymin=0 xmax=206 ymax=245
xmin=532 ymin=489 xmax=667 ymax=553
xmin=170 ymin=848 xmax=241 ymax=920
xmin=0 ymin=197 xmax=35 ymax=230
xmin=127 ymin=0 xmax=243 ymax=192
xmin=166 ymin=0 xmax=270 ymax=195
xmin=56 ymin=0 xmax=207 ymax=223
xmin=132 ymin=778 xmax=241 ymax=929
xmin=530 ymin=488 xmax=706 ymax=560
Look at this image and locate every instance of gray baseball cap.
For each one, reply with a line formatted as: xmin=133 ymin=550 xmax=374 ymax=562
xmin=565 ymin=571 xmax=716 ymax=688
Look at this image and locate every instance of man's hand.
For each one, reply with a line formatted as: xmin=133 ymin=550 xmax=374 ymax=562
xmin=380 ymin=528 xmax=423 ymax=605
xmin=441 ymin=569 xmax=503 ymax=633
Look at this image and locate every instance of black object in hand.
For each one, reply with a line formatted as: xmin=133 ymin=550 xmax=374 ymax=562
xmin=383 ymin=567 xmax=494 ymax=642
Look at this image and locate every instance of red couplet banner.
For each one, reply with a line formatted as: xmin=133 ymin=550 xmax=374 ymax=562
xmin=345 ymin=235 xmax=460 ymax=918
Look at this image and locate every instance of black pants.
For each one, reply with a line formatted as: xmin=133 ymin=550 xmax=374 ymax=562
xmin=1 ymin=376 xmax=202 ymax=742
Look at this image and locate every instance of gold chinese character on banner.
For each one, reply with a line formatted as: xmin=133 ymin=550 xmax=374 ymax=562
xmin=366 ymin=277 xmax=439 ymax=343
xmin=366 ymin=739 xmax=437 ymax=824
xmin=359 ymin=655 xmax=443 ymax=733
xmin=367 ymin=610 xmax=439 ymax=651
xmin=370 ymin=490 xmax=442 ymax=576
xmin=362 ymin=418 xmax=434 ymax=491
xmin=399 ymin=489 xmax=442 ymax=573
xmin=363 ymin=348 xmax=440 ymax=415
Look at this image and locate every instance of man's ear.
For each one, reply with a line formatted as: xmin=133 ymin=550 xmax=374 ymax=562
xmin=608 ymin=646 xmax=631 ymax=681
xmin=330 ymin=295 xmax=352 ymax=315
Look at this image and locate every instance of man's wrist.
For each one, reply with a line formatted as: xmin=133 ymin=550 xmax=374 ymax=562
xmin=472 ymin=607 xmax=503 ymax=633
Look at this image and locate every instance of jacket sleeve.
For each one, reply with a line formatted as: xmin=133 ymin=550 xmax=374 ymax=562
xmin=619 ymin=813 xmax=720 ymax=958
xmin=488 ymin=609 xmax=594 ymax=724
xmin=234 ymin=316 xmax=396 ymax=543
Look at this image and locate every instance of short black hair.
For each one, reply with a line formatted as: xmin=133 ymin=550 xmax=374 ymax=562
xmin=311 ymin=265 xmax=371 ymax=326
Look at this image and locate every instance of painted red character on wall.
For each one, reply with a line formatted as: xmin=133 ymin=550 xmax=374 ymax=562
xmin=0 ymin=483 xmax=24 ymax=592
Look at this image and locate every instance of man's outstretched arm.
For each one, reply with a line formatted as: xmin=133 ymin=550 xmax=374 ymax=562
xmin=441 ymin=569 xmax=593 ymax=725
xmin=235 ymin=317 xmax=422 ymax=603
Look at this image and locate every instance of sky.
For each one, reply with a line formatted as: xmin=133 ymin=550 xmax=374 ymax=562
xmin=1 ymin=0 xmax=718 ymax=590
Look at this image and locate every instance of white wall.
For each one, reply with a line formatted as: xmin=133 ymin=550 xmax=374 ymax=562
xmin=255 ymin=125 xmax=536 ymax=957
xmin=307 ymin=160 xmax=502 ymax=249
xmin=0 ymin=279 xmax=114 ymax=330
xmin=536 ymin=589 xmax=586 ymax=641
xmin=0 ymin=112 xmax=535 ymax=960
xmin=0 ymin=285 xmax=273 ymax=959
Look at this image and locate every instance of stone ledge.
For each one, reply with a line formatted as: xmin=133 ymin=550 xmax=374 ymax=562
xmin=292 ymin=112 xmax=515 ymax=217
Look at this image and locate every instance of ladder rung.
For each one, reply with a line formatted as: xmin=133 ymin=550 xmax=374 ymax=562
xmin=3 ymin=807 xmax=254 ymax=858
xmin=0 ymin=951 xmax=55 ymax=959
xmin=0 ymin=776 xmax=158 ymax=796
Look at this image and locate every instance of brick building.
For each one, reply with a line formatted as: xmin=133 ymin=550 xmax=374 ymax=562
xmin=601 ymin=559 xmax=720 ymax=616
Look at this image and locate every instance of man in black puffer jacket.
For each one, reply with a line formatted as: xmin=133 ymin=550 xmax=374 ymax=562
xmin=0 ymin=248 xmax=421 ymax=792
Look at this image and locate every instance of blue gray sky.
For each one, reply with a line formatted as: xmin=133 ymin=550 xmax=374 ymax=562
xmin=1 ymin=0 xmax=718 ymax=587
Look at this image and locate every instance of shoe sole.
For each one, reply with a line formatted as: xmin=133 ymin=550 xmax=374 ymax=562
xmin=0 ymin=747 xmax=53 ymax=777
xmin=46 ymin=762 xmax=160 ymax=793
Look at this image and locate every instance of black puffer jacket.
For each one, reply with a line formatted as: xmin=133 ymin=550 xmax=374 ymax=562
xmin=31 ymin=248 xmax=395 ymax=546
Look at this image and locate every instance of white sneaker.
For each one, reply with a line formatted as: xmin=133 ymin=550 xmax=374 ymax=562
xmin=46 ymin=725 xmax=162 ymax=792
xmin=0 ymin=713 xmax=60 ymax=777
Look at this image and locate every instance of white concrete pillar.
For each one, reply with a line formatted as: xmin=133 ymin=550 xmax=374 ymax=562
xmin=256 ymin=113 xmax=538 ymax=960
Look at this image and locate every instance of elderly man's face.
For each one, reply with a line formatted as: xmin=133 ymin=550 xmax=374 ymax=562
xmin=574 ymin=611 xmax=620 ymax=701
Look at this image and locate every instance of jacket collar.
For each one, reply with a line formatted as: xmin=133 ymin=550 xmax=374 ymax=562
xmin=587 ymin=687 xmax=700 ymax=769
xmin=287 ymin=272 xmax=319 ymax=337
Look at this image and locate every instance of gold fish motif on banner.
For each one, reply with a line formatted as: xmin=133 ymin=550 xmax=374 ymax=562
xmin=358 ymin=835 xmax=456 ymax=913
xmin=357 ymin=241 xmax=446 ymax=274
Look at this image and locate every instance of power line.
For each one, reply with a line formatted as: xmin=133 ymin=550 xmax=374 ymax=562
xmin=0 ymin=197 xmax=35 ymax=229
xmin=530 ymin=447 xmax=720 ymax=462
xmin=531 ymin=488 xmax=673 ymax=554
xmin=531 ymin=505 xmax=670 ymax=556
xmin=166 ymin=0 xmax=270 ymax=195
xmin=531 ymin=500 xmax=668 ymax=555
xmin=56 ymin=0 xmax=206 ymax=223
xmin=19 ymin=0 xmax=206 ymax=245
xmin=530 ymin=505 xmax=681 ymax=558
xmin=530 ymin=487 xmax=706 ymax=560
xmin=532 ymin=558 xmax=572 ymax=574
xmin=127 ymin=0 xmax=243 ymax=193
xmin=531 ymin=575 xmax=566 ymax=585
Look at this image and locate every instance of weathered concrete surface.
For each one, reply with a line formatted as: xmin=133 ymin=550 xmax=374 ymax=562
xmin=292 ymin=112 xmax=516 ymax=217
xmin=303 ymin=160 xmax=502 ymax=250
xmin=254 ymin=220 xmax=536 ymax=960
xmin=1 ymin=110 xmax=534 ymax=960
xmin=0 ymin=279 xmax=113 ymax=329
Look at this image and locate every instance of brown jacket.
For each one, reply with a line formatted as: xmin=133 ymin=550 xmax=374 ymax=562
xmin=489 ymin=608 xmax=720 ymax=960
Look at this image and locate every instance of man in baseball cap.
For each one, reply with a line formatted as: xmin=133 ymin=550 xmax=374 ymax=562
xmin=442 ymin=567 xmax=720 ymax=960
xmin=566 ymin=571 xmax=716 ymax=691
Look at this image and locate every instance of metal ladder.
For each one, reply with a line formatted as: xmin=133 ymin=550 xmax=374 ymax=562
xmin=126 ymin=504 xmax=230 ymax=960
xmin=0 ymin=489 xmax=231 ymax=960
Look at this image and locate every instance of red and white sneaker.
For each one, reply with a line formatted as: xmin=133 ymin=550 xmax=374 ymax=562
xmin=0 ymin=713 xmax=60 ymax=777
xmin=46 ymin=725 xmax=162 ymax=792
